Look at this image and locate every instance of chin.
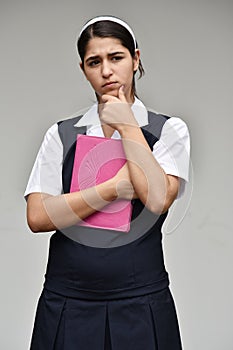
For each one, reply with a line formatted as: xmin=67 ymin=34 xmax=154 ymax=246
xmin=108 ymin=90 xmax=119 ymax=97
xmin=100 ymin=89 xmax=118 ymax=99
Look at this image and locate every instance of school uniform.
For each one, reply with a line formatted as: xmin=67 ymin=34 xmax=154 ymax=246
xmin=25 ymin=98 xmax=190 ymax=349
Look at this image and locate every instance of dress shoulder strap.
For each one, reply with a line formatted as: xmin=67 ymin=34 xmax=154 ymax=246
xmin=57 ymin=116 xmax=86 ymax=161
xmin=141 ymin=111 xmax=170 ymax=150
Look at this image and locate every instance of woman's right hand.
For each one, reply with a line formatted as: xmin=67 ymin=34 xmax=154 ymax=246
xmin=27 ymin=163 xmax=137 ymax=233
xmin=113 ymin=163 xmax=138 ymax=200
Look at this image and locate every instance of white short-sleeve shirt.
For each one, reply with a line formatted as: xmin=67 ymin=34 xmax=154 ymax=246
xmin=24 ymin=98 xmax=190 ymax=199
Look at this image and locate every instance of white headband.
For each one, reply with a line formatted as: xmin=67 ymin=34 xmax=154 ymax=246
xmin=79 ymin=16 xmax=137 ymax=49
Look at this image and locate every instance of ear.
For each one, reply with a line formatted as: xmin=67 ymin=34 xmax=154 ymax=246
xmin=133 ymin=49 xmax=140 ymax=72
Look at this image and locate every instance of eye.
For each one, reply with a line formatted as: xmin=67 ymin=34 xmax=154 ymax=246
xmin=88 ymin=60 xmax=100 ymax=67
xmin=112 ymin=56 xmax=123 ymax=61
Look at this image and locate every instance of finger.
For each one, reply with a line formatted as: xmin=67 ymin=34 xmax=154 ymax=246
xmin=101 ymin=94 xmax=110 ymax=103
xmin=101 ymin=94 xmax=118 ymax=104
xmin=118 ymin=85 xmax=127 ymax=102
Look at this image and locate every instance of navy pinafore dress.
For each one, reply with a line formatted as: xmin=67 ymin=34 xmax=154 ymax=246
xmin=29 ymin=111 xmax=182 ymax=350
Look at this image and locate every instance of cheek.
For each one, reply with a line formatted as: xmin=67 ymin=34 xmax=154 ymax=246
xmin=87 ymin=75 xmax=102 ymax=94
xmin=124 ymin=62 xmax=135 ymax=78
xmin=123 ymin=68 xmax=134 ymax=85
xmin=85 ymin=71 xmax=97 ymax=85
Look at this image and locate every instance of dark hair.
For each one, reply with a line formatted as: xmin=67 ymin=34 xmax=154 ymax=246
xmin=77 ymin=19 xmax=145 ymax=98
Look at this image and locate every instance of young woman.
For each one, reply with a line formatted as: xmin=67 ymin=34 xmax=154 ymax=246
xmin=25 ymin=15 xmax=190 ymax=350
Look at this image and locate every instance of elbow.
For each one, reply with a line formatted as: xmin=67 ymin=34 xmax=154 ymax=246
xmin=139 ymin=174 xmax=180 ymax=215
xmin=138 ymin=192 xmax=165 ymax=215
xmin=26 ymin=193 xmax=55 ymax=233
xmin=27 ymin=208 xmax=51 ymax=233
xmin=27 ymin=214 xmax=42 ymax=233
xmin=146 ymin=201 xmax=167 ymax=215
xmin=145 ymin=193 xmax=177 ymax=215
xmin=29 ymin=227 xmax=41 ymax=234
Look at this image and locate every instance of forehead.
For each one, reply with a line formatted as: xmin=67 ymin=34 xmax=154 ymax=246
xmin=84 ymin=37 xmax=127 ymax=57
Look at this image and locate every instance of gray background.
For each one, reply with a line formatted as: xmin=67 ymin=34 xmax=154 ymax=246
xmin=0 ymin=0 xmax=232 ymax=349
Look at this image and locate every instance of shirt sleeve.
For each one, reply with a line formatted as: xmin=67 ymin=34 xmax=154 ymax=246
xmin=152 ymin=117 xmax=190 ymax=197
xmin=24 ymin=123 xmax=63 ymax=199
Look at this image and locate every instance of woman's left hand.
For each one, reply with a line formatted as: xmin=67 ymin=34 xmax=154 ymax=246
xmin=99 ymin=86 xmax=138 ymax=132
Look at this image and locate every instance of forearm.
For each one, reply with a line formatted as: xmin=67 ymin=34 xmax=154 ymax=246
xmin=99 ymin=91 xmax=179 ymax=213
xmin=27 ymin=179 xmax=117 ymax=232
xmin=119 ymin=125 xmax=171 ymax=213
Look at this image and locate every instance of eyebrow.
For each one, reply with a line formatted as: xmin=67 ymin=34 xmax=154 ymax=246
xmin=85 ymin=51 xmax=125 ymax=63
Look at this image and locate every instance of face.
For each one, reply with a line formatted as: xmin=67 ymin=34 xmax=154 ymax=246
xmin=80 ymin=37 xmax=140 ymax=103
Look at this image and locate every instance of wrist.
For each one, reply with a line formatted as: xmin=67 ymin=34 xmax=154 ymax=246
xmin=97 ymin=178 xmax=118 ymax=202
xmin=117 ymin=123 xmax=140 ymax=135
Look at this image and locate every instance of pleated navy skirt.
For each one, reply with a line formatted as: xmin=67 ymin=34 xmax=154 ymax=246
xmin=30 ymin=287 xmax=182 ymax=350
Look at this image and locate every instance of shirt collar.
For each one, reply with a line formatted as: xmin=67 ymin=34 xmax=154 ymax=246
xmin=74 ymin=97 xmax=148 ymax=128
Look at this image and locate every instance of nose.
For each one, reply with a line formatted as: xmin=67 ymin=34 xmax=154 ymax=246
xmin=101 ymin=60 xmax=113 ymax=77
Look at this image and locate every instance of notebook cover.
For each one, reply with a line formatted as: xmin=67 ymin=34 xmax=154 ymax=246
xmin=70 ymin=134 xmax=132 ymax=232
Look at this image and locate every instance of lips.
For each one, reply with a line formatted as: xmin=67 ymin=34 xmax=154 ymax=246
xmin=102 ymin=81 xmax=118 ymax=88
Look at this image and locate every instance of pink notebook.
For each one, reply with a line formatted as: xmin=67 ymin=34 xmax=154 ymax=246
xmin=70 ymin=134 xmax=132 ymax=232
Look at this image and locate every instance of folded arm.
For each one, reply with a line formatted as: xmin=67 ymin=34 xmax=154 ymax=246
xmin=119 ymin=125 xmax=180 ymax=214
xmin=26 ymin=164 xmax=135 ymax=233
xmin=100 ymin=89 xmax=180 ymax=214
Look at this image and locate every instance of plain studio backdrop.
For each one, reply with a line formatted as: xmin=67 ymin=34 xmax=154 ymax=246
xmin=0 ymin=0 xmax=232 ymax=349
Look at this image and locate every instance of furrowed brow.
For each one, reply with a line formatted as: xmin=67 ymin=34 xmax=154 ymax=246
xmin=108 ymin=51 xmax=125 ymax=57
xmin=85 ymin=51 xmax=125 ymax=63
xmin=85 ymin=55 xmax=99 ymax=64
